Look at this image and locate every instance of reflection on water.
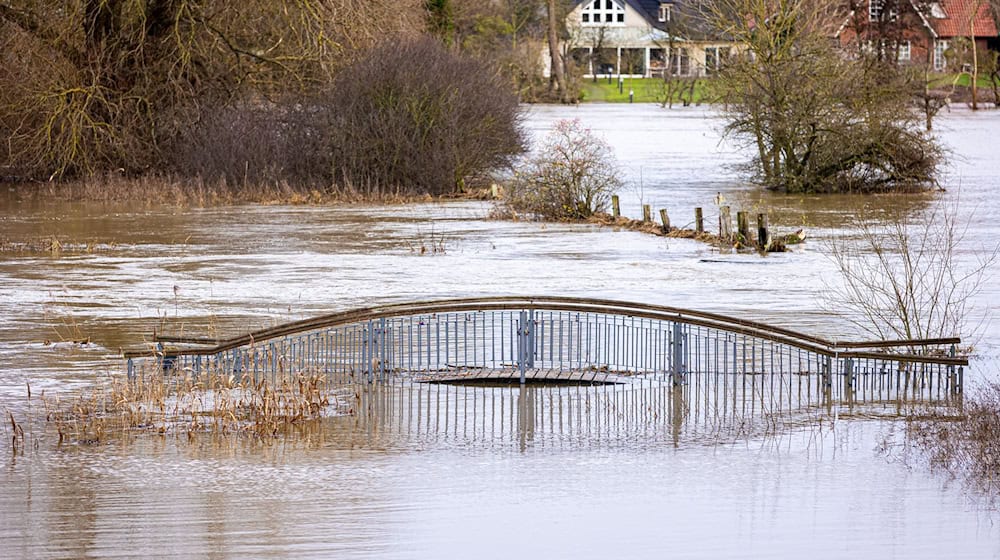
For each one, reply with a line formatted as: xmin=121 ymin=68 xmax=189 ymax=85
xmin=349 ymin=372 xmax=958 ymax=452
xmin=1 ymin=378 xmax=991 ymax=559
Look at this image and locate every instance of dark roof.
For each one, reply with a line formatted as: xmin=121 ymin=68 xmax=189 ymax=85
xmin=574 ymin=0 xmax=722 ymax=40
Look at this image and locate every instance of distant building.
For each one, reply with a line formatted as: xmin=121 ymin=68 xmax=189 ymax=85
xmin=836 ymin=0 xmax=999 ymax=71
xmin=544 ymin=1 xmax=736 ymax=78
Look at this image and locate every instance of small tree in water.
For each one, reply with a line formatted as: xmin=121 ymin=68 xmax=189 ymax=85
xmin=500 ymin=119 xmax=622 ymax=220
xmin=709 ymin=0 xmax=943 ymax=193
xmin=825 ymin=198 xmax=998 ymax=343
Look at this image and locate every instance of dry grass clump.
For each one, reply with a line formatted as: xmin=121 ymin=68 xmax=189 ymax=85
xmin=43 ymin=369 xmax=355 ymax=443
xmin=905 ymin=381 xmax=1000 ymax=495
xmin=4 ymin=174 xmax=438 ymax=207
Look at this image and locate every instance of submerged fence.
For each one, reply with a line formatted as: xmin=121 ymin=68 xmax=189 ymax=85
xmin=124 ymin=297 xmax=967 ymax=394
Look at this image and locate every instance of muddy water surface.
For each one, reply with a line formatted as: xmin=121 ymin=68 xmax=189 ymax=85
xmin=2 ymin=105 xmax=999 ymax=558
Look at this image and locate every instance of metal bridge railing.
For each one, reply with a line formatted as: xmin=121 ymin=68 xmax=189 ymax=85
xmin=124 ymin=297 xmax=967 ymax=393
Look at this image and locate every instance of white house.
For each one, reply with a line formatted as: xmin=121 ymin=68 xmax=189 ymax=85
xmin=545 ymin=0 xmax=736 ymax=78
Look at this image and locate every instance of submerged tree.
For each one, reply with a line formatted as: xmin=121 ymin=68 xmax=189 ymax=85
xmin=709 ymin=0 xmax=942 ymax=193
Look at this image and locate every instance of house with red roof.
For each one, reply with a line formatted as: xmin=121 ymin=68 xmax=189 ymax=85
xmin=837 ymin=1 xmax=999 ymax=71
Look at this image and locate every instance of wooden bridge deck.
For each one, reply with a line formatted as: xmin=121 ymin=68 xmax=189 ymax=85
xmin=413 ymin=368 xmax=622 ymax=385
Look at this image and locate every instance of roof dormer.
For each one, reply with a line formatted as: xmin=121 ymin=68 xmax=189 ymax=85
xmin=581 ymin=0 xmax=626 ymax=26
xmin=658 ymin=2 xmax=674 ymax=23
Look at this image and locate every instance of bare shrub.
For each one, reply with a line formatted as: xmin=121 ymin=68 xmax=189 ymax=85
xmin=498 ymin=119 xmax=622 ymax=220
xmin=318 ymin=37 xmax=526 ymax=196
xmin=165 ymin=100 xmax=328 ymax=188
xmin=825 ymin=198 xmax=998 ymax=343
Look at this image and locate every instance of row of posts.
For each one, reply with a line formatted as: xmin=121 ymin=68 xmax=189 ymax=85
xmin=611 ymin=194 xmax=770 ymax=250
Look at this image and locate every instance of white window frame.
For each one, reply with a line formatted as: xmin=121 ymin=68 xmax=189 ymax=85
xmin=869 ymin=0 xmax=883 ymax=21
xmin=934 ymin=40 xmax=948 ymax=71
xmin=897 ymin=40 xmax=911 ymax=62
xmin=869 ymin=0 xmax=897 ymax=22
xmin=669 ymin=47 xmax=689 ymax=76
xmin=658 ymin=3 xmax=672 ymax=23
xmin=581 ymin=0 xmax=626 ymax=27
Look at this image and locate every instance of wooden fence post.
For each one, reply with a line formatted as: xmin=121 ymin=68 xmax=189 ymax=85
xmin=694 ymin=207 xmax=704 ymax=234
xmin=756 ymin=213 xmax=770 ymax=251
xmin=737 ymin=211 xmax=750 ymax=245
xmin=611 ymin=195 xmax=620 ymax=218
xmin=719 ymin=206 xmax=732 ymax=243
xmin=642 ymin=204 xmax=651 ymax=223
xmin=659 ymin=209 xmax=670 ymax=232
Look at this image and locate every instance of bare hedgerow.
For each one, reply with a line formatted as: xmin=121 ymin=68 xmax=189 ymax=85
xmin=498 ymin=119 xmax=622 ymax=221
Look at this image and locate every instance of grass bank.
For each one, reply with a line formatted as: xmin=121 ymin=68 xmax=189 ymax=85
xmin=579 ymin=77 xmax=712 ymax=104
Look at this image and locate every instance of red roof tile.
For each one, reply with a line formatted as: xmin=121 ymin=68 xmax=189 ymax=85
xmin=930 ymin=0 xmax=998 ymax=38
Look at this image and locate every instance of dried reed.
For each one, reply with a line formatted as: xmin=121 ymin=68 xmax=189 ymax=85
xmin=43 ymin=367 xmax=355 ymax=443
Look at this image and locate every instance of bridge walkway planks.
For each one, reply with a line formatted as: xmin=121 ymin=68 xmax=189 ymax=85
xmin=412 ymin=368 xmax=622 ymax=385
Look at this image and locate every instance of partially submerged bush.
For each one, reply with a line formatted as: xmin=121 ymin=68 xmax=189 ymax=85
xmin=318 ymin=37 xmax=526 ymax=196
xmin=498 ymin=119 xmax=622 ymax=220
xmin=906 ymin=381 xmax=1000 ymax=496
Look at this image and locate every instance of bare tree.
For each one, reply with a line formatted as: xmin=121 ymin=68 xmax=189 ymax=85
xmin=0 ymin=1 xmax=423 ymax=181
xmin=826 ymin=198 xmax=998 ymax=343
xmin=708 ymin=0 xmax=942 ymax=193
xmin=547 ymin=0 xmax=570 ymax=102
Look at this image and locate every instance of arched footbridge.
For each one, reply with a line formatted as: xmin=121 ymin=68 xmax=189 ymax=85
xmin=125 ymin=297 xmax=967 ymax=393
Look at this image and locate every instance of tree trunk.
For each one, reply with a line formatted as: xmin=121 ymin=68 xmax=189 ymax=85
xmin=547 ymin=0 xmax=568 ymax=102
xmin=971 ymin=22 xmax=979 ymax=110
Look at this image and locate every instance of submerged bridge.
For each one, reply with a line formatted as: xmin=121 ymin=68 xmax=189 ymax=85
xmin=125 ymin=297 xmax=967 ymax=395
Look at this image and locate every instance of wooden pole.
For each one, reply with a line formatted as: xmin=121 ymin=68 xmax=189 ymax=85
xmin=612 ymin=195 xmax=620 ymax=218
xmin=756 ymin=213 xmax=769 ymax=251
xmin=694 ymin=207 xmax=704 ymax=233
xmin=642 ymin=204 xmax=651 ymax=223
xmin=659 ymin=209 xmax=670 ymax=232
xmin=736 ymin=211 xmax=749 ymax=245
xmin=719 ymin=206 xmax=732 ymax=243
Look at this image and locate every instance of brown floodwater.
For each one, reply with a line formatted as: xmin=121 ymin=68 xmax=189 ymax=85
xmin=2 ymin=104 xmax=999 ymax=558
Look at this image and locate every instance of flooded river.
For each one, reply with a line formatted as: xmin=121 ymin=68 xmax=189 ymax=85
xmin=2 ymin=105 xmax=999 ymax=558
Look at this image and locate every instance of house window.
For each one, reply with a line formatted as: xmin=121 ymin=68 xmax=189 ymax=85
xmin=705 ymin=46 xmax=730 ymax=75
xmin=934 ymin=40 xmax=948 ymax=71
xmin=582 ymin=0 xmax=626 ymax=26
xmin=869 ymin=0 xmax=897 ymax=22
xmin=669 ymin=47 xmax=690 ymax=76
xmin=897 ymin=41 xmax=910 ymax=62
xmin=658 ymin=3 xmax=672 ymax=22
xmin=929 ymin=2 xmax=946 ymax=18
xmin=869 ymin=0 xmax=883 ymax=21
